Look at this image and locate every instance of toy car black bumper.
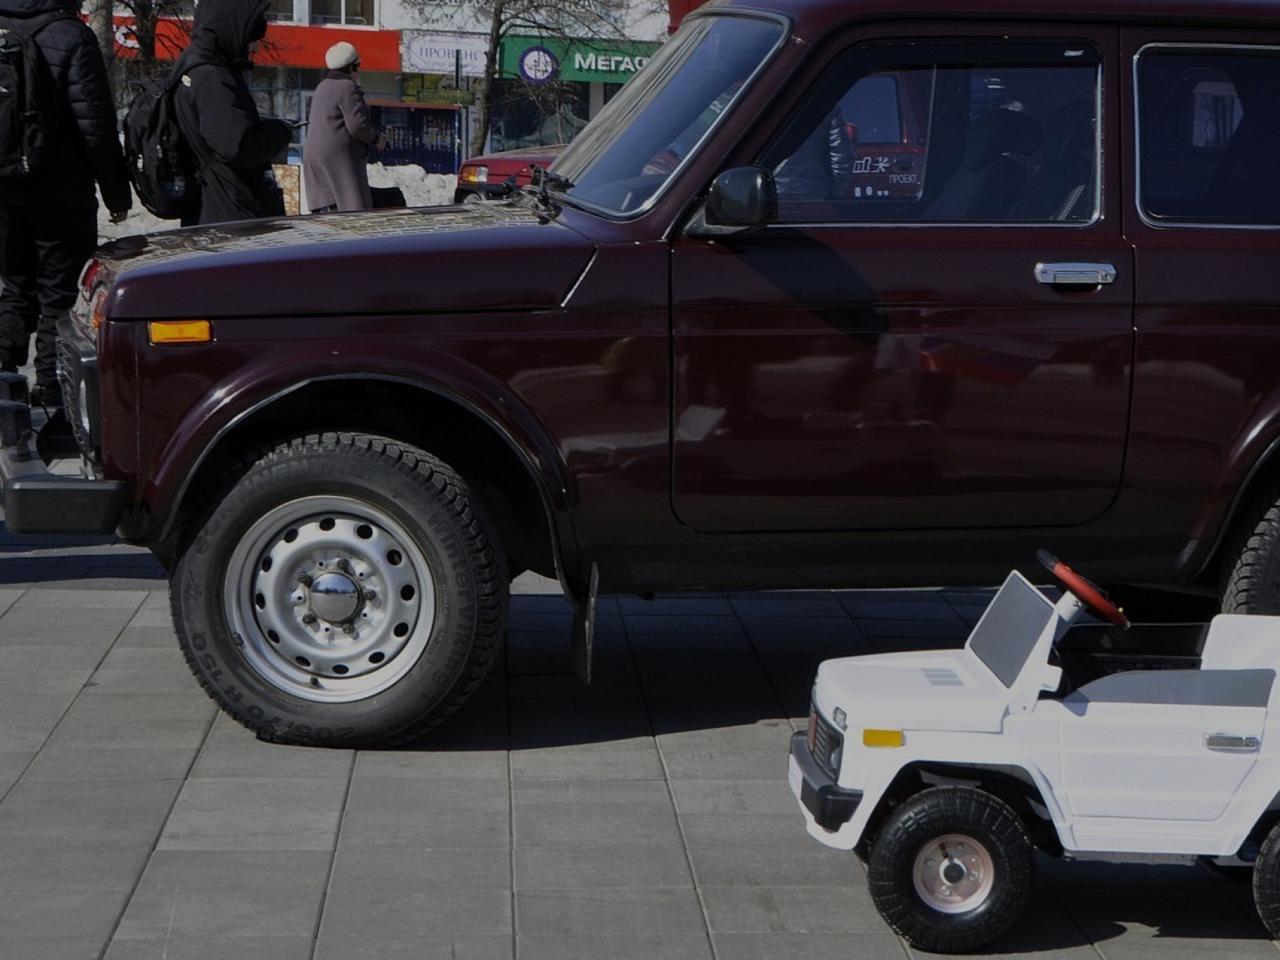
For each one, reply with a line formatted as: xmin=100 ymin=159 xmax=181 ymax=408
xmin=790 ymin=732 xmax=862 ymax=831
xmin=0 ymin=374 xmax=124 ymax=535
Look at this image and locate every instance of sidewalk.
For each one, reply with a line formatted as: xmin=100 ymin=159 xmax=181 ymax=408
xmin=0 ymin=534 xmax=1269 ymax=960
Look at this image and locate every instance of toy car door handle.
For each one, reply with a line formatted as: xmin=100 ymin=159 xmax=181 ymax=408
xmin=1204 ymin=733 xmax=1261 ymax=752
xmin=1034 ymin=262 xmax=1118 ymax=285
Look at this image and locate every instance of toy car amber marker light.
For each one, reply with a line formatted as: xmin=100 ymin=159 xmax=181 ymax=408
xmin=790 ymin=553 xmax=1280 ymax=954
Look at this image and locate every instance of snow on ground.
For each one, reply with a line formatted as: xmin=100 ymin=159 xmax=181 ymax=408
xmin=95 ymin=165 xmax=458 ymax=242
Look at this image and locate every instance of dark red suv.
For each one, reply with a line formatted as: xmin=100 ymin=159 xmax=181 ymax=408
xmin=5 ymin=0 xmax=1280 ymax=746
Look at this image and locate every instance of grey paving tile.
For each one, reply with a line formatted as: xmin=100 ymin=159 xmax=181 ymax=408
xmin=518 ymin=933 xmax=714 ymax=960
xmin=0 ymin=847 xmax=148 ymax=942
xmin=513 ymin=779 xmax=682 ymax=848
xmin=516 ymin=888 xmax=708 ymax=934
xmin=330 ymin=843 xmax=510 ymax=888
xmin=53 ymin=574 xmax=168 ymax=591
xmin=716 ymin=932 xmax=907 ymax=960
xmin=515 ymin=842 xmax=693 ymax=889
xmin=24 ymin=744 xmax=199 ymax=782
xmin=618 ymin=596 xmax=735 ymax=616
xmin=158 ymin=776 xmax=348 ymax=851
xmin=509 ymin=698 xmax=663 ymax=781
xmin=507 ymin=668 xmax=643 ymax=699
xmin=839 ymin=596 xmax=960 ymax=621
xmin=87 ymin=644 xmax=198 ymax=693
xmin=104 ymin=937 xmax=315 ymax=960
xmin=190 ymin=714 xmax=354 ymax=780
xmin=315 ymin=935 xmax=515 ymax=960
xmin=1092 ymin=941 xmax=1278 ymax=960
xmin=0 ymin=687 xmax=81 ymax=751
xmin=1061 ymin=887 xmax=1266 ymax=945
xmin=8 ymin=586 xmax=147 ymax=609
xmin=42 ymin=690 xmax=215 ymax=750
xmin=341 ymin=775 xmax=510 ymax=849
xmin=317 ymin=881 xmax=512 ymax=938
xmin=641 ymin=674 xmax=779 ymax=704
xmin=632 ymin=652 xmax=763 ymax=677
xmin=114 ymin=849 xmax=331 ymax=941
xmin=0 ymin=778 xmax=180 ymax=852
xmin=687 ymin=843 xmax=859 ymax=888
xmin=907 ymin=893 xmax=1106 ymax=957
xmin=740 ymin=616 xmax=868 ymax=655
xmin=0 ymin=750 xmax=30 ymax=793
xmin=115 ymin=624 xmax=181 ymax=647
xmin=657 ymin=722 xmax=794 ymax=781
xmin=856 ymin=619 xmax=968 ymax=640
xmin=0 ymin=936 xmax=120 ymax=960
xmin=672 ymin=778 xmax=800 ymax=815
xmin=0 ymin=638 xmax=123 ymax=674
xmin=731 ymin=592 xmax=848 ymax=618
xmin=0 ymin=603 xmax=129 ymax=645
xmin=354 ymin=748 xmax=510 ymax=781
xmin=701 ymin=884 xmax=885 ymax=933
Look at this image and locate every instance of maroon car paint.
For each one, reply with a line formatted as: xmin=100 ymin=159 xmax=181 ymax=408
xmin=83 ymin=0 xmax=1280 ymax=598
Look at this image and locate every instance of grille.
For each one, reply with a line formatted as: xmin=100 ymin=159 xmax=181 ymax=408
xmin=922 ymin=667 xmax=963 ymax=687
xmin=808 ymin=703 xmax=843 ymax=779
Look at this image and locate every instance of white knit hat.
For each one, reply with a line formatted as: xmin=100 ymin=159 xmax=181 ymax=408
xmin=325 ymin=41 xmax=359 ymax=70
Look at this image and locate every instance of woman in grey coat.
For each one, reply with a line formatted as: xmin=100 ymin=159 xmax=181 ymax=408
xmin=304 ymin=42 xmax=385 ymax=212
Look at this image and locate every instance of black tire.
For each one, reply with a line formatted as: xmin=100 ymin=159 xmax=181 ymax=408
xmin=171 ymin=432 xmax=507 ymax=748
xmin=1223 ymin=491 xmax=1280 ymax=613
xmin=867 ymin=786 xmax=1035 ymax=954
xmin=1253 ymin=823 xmax=1280 ymax=937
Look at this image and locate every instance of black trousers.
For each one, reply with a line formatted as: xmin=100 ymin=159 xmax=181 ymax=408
xmin=0 ymin=204 xmax=96 ymax=390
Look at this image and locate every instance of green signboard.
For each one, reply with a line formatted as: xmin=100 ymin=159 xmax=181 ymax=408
xmin=501 ymin=36 xmax=660 ymax=85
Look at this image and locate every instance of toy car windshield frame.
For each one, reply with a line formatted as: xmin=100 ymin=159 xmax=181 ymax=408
xmin=965 ymin=572 xmax=1056 ymax=688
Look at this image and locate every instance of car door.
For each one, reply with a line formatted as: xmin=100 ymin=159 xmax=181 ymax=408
xmin=670 ymin=26 xmax=1134 ymax=533
xmin=1058 ymin=671 xmax=1272 ymax=822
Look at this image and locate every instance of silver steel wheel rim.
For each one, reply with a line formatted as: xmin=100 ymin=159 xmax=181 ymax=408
xmin=911 ymin=833 xmax=995 ymax=914
xmin=224 ymin=495 xmax=436 ymax=703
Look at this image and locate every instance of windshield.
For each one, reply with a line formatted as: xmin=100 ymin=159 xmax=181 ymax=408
xmin=552 ymin=15 xmax=785 ymax=216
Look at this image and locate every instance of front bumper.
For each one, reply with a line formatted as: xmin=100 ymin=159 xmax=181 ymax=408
xmin=789 ymin=732 xmax=862 ymax=832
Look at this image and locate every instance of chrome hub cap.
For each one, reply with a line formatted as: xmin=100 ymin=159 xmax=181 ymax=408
xmin=309 ymin=571 xmax=362 ymax=623
xmin=225 ymin=496 xmax=437 ymax=703
xmin=912 ymin=834 xmax=995 ymax=914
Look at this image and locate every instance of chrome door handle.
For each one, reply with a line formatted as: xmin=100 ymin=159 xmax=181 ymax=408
xmin=1034 ymin=262 xmax=1117 ymax=285
xmin=1205 ymin=733 xmax=1261 ymax=752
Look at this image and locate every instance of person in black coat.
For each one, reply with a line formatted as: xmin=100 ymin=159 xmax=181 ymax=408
xmin=0 ymin=0 xmax=131 ymax=406
xmin=172 ymin=0 xmax=292 ymax=225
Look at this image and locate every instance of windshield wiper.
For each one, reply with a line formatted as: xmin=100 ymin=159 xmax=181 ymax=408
xmin=527 ymin=164 xmax=575 ymax=221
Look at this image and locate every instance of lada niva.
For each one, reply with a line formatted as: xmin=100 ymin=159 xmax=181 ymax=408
xmin=789 ymin=553 xmax=1280 ymax=952
xmin=2 ymin=0 xmax=1280 ymax=747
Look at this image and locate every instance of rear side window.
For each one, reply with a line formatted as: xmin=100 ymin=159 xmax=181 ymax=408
xmin=760 ymin=41 xmax=1101 ymax=225
xmin=1137 ymin=47 xmax=1280 ymax=225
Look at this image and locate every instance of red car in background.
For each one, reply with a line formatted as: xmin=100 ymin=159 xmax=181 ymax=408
xmin=453 ymin=144 xmax=566 ymax=203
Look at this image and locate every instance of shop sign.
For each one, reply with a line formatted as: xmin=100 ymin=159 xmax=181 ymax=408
xmin=402 ymin=30 xmax=488 ymax=77
xmin=501 ymin=36 xmax=660 ymax=85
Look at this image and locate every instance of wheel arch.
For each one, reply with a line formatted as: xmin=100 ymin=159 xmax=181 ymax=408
xmin=859 ymin=761 xmax=1066 ymax=858
xmin=149 ymin=374 xmax=582 ymax=597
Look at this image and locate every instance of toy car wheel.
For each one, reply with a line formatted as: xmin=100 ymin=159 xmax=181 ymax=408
xmin=1253 ymin=823 xmax=1280 ymax=936
xmin=171 ymin=432 xmax=507 ymax=748
xmin=868 ymin=786 xmax=1035 ymax=953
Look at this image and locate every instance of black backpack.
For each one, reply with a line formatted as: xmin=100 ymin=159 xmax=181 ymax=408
xmin=0 ymin=14 xmax=59 ymax=179
xmin=124 ymin=71 xmax=196 ymax=219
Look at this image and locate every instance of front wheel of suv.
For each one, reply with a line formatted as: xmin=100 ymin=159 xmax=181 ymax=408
xmin=171 ymin=432 xmax=507 ymax=748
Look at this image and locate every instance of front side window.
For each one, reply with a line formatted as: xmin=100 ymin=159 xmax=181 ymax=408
xmin=310 ymin=0 xmax=373 ymax=25
xmin=761 ymin=41 xmax=1101 ymax=225
xmin=1137 ymin=48 xmax=1280 ymax=225
xmin=552 ymin=15 xmax=785 ymax=216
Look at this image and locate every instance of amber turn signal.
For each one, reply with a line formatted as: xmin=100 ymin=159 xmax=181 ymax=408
xmin=862 ymin=728 xmax=905 ymax=748
xmin=148 ymin=320 xmax=212 ymax=345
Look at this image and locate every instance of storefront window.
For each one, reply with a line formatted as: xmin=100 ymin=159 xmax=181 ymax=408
xmin=264 ymin=0 xmax=294 ymax=22
xmin=311 ymin=0 xmax=373 ymax=26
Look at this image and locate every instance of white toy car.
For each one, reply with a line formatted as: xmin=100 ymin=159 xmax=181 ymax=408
xmin=789 ymin=551 xmax=1280 ymax=953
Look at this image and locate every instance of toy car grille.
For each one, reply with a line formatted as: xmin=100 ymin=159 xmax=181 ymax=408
xmin=807 ymin=703 xmax=843 ymax=779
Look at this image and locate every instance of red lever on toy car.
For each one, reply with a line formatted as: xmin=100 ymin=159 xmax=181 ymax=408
xmin=1036 ymin=549 xmax=1130 ymax=629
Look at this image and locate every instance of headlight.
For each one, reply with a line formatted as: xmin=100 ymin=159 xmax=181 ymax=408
xmin=474 ymin=165 xmax=489 ymax=183
xmin=462 ymin=165 xmax=489 ymax=184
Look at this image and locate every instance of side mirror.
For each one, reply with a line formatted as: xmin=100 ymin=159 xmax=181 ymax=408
xmin=687 ymin=166 xmax=778 ymax=237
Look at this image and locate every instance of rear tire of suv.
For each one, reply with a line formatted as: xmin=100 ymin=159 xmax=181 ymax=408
xmin=1223 ymin=493 xmax=1280 ymax=614
xmin=868 ymin=786 xmax=1035 ymax=954
xmin=171 ymin=432 xmax=507 ymax=748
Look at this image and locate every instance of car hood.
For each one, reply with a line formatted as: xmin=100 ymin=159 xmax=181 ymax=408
xmin=98 ymin=202 xmax=595 ymax=320
xmin=813 ymin=650 xmax=1011 ymax=734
